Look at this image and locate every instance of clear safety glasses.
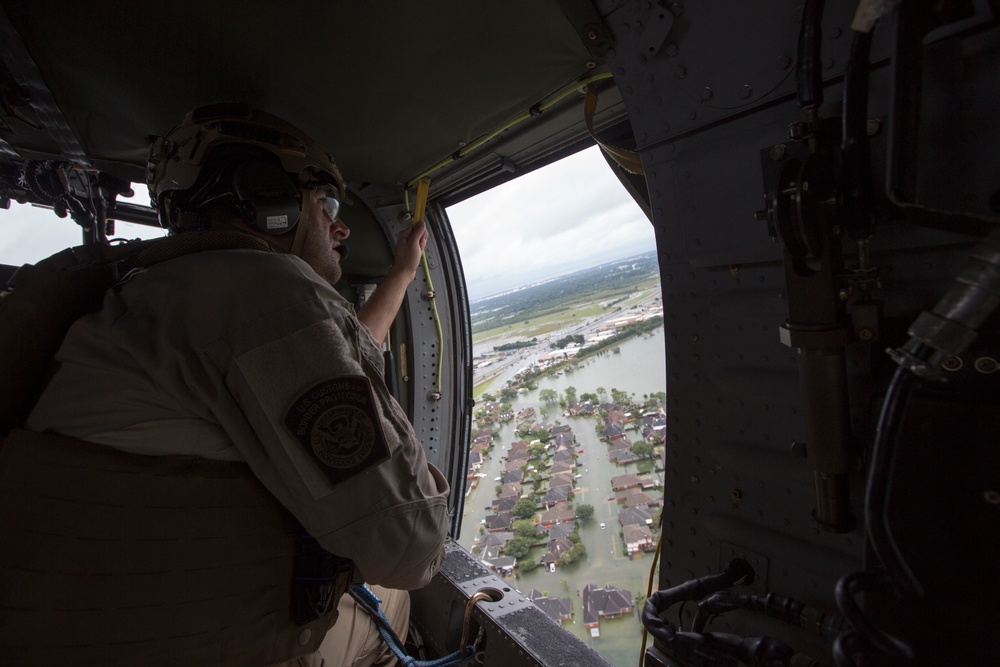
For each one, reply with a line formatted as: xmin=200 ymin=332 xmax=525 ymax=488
xmin=304 ymin=181 xmax=341 ymax=221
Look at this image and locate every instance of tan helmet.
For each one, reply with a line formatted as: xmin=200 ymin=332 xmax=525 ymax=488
xmin=147 ymin=103 xmax=345 ymax=231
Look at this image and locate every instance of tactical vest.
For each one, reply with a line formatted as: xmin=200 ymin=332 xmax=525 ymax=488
xmin=0 ymin=233 xmax=352 ymax=664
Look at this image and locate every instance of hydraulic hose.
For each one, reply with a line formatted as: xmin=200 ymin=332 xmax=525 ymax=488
xmin=797 ymin=0 xmax=826 ymax=111
xmin=834 ymin=572 xmax=914 ymax=663
xmin=841 ymin=29 xmax=875 ymax=242
xmin=889 ymin=230 xmax=1000 ymax=379
xmin=865 ymin=363 xmax=922 ymax=598
xmin=691 ymin=591 xmax=848 ymax=641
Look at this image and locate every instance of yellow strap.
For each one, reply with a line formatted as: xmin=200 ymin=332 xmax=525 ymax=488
xmin=413 ymin=177 xmax=432 ymax=224
xmin=584 ymin=84 xmax=645 ymax=175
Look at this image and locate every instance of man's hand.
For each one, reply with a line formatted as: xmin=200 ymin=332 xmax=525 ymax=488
xmin=391 ymin=220 xmax=429 ymax=281
xmin=358 ymin=220 xmax=430 ymax=344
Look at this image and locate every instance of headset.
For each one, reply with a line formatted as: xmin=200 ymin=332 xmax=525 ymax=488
xmin=230 ymin=159 xmax=302 ymax=235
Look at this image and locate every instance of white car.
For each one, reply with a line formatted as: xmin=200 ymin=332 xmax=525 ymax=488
xmin=600 ymin=523 xmax=606 ymax=529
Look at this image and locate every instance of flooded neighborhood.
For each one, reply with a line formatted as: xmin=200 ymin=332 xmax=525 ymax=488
xmin=459 ymin=329 xmax=667 ymax=667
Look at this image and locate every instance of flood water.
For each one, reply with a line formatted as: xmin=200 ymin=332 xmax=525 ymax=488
xmin=459 ymin=327 xmax=666 ymax=667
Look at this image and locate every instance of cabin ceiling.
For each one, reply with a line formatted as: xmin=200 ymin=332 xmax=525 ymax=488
xmin=1 ymin=1 xmax=622 ymax=198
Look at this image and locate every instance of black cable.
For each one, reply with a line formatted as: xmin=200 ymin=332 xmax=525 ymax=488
xmin=841 ymin=29 xmax=875 ymax=241
xmin=835 ymin=571 xmax=914 ymax=662
xmin=866 ymin=364 xmax=924 ymax=598
xmin=797 ymin=0 xmax=826 ymax=110
xmin=832 ymin=630 xmax=864 ymax=667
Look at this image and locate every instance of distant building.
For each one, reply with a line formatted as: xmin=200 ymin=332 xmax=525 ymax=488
xmin=501 ymin=469 xmax=523 ymax=484
xmin=540 ymin=501 xmax=576 ymax=525
xmin=620 ymin=491 xmax=659 ymax=509
xmin=551 ymin=460 xmax=575 ymax=474
xmin=542 ymin=523 xmax=576 ymax=541
xmin=554 ymin=432 xmax=576 ymax=448
xmin=618 ymin=506 xmax=655 ymax=528
xmin=540 ymin=484 xmax=571 ymax=508
xmin=484 ymin=512 xmax=513 ymax=532
xmin=582 ymin=583 xmax=634 ymax=636
xmin=549 ymin=472 xmax=575 ymax=489
xmin=540 ymin=537 xmax=575 ymax=566
xmin=492 ymin=496 xmax=518 ymax=513
xmin=553 ymin=449 xmax=575 ymax=463
xmin=499 ymin=482 xmax=522 ymax=499
xmin=480 ymin=531 xmax=514 ymax=551
xmin=603 ymin=422 xmax=626 ymax=442
xmin=611 ymin=474 xmax=642 ymax=491
xmin=623 ymin=524 xmax=655 ymax=554
xmin=528 ymin=589 xmax=573 ymax=623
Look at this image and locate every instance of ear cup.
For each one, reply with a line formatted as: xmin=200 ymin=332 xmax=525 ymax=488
xmin=231 ymin=160 xmax=301 ymax=234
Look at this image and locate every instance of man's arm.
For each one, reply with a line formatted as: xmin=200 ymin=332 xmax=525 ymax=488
xmin=358 ymin=220 xmax=428 ymax=344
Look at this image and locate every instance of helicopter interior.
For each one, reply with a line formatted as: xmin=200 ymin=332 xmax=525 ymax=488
xmin=2 ymin=1 xmax=999 ymax=666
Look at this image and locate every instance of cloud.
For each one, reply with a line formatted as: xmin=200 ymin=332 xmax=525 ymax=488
xmin=447 ymin=145 xmax=655 ymax=299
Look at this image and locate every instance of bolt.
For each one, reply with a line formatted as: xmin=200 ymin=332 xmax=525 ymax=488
xmin=738 ymin=85 xmax=753 ymax=100
xmin=586 ymin=60 xmax=597 ymax=69
xmin=700 ymin=87 xmax=713 ymax=101
xmin=674 ymin=66 xmax=687 ymax=80
xmin=428 ymin=391 xmax=443 ymax=401
xmin=754 ymin=210 xmax=767 ymax=222
xmin=857 ymin=328 xmax=874 ymax=341
xmin=769 ymin=144 xmax=787 ymax=161
xmin=974 ymin=356 xmax=998 ymax=373
xmin=839 ymin=288 xmax=851 ymax=302
xmin=731 ymin=488 xmax=744 ymax=502
xmin=666 ymin=44 xmax=679 ymax=57
xmin=670 ymin=3 xmax=684 ymax=17
xmin=587 ymin=30 xmax=598 ymax=41
xmin=831 ymin=27 xmax=843 ymax=39
xmin=777 ymin=54 xmax=792 ymax=69
xmin=866 ymin=118 xmax=882 ymax=136
xmin=985 ymin=490 xmax=1000 ymax=505
xmin=421 ymin=289 xmax=435 ymax=300
xmin=942 ymin=356 xmax=963 ymax=371
xmin=399 ymin=211 xmax=413 ymax=224
xmin=730 ymin=264 xmax=741 ymax=274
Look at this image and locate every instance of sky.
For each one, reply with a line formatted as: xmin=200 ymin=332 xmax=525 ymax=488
xmin=446 ymin=145 xmax=656 ymax=301
xmin=0 ymin=145 xmax=656 ymax=297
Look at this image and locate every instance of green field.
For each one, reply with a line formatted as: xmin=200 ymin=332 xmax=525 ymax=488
xmin=475 ymin=275 xmax=661 ymax=345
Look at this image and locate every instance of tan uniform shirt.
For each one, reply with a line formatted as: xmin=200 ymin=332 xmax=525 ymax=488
xmin=27 ymin=248 xmax=449 ymax=589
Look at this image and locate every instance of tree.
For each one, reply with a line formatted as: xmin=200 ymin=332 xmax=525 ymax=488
xmin=580 ymin=392 xmax=598 ymax=404
xmin=504 ymin=536 xmax=534 ymax=558
xmin=512 ymin=519 xmax=537 ymax=538
xmin=631 ymin=440 xmax=654 ymax=458
xmin=611 ymin=388 xmax=630 ymax=405
xmin=527 ymin=442 xmax=546 ymax=459
xmin=596 ymin=386 xmax=607 ymax=400
xmin=576 ymin=504 xmax=595 ymax=522
xmin=519 ymin=559 xmax=540 ymax=573
xmin=512 ymin=498 xmax=537 ymax=520
xmin=564 ymin=386 xmax=578 ymax=404
xmin=481 ymin=392 xmax=496 ymax=403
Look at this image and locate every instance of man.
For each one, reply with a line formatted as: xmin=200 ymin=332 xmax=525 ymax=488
xmin=1 ymin=104 xmax=449 ymax=665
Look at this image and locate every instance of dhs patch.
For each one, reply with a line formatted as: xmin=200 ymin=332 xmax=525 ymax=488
xmin=284 ymin=376 xmax=390 ymax=485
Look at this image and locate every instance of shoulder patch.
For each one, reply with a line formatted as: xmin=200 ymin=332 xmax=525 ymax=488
xmin=284 ymin=375 xmax=390 ymax=485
